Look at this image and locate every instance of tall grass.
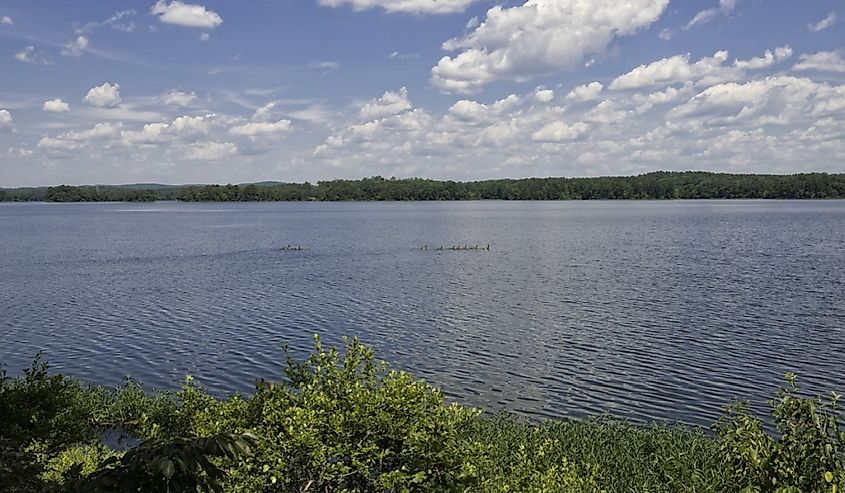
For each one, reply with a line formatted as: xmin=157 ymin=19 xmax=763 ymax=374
xmin=469 ymin=414 xmax=731 ymax=492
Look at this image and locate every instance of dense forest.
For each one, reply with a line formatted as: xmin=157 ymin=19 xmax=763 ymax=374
xmin=2 ymin=172 xmax=845 ymax=202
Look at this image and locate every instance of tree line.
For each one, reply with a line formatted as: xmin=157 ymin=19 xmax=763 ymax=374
xmin=2 ymin=172 xmax=844 ymax=202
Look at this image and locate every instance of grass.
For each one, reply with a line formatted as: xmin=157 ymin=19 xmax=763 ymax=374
xmin=470 ymin=414 xmax=733 ymax=492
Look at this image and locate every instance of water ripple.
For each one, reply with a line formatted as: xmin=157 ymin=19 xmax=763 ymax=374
xmin=1 ymin=200 xmax=844 ymax=428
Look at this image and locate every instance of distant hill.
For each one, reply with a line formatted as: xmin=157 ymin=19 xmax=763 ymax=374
xmin=242 ymin=181 xmax=290 ymax=188
xmin=114 ymin=183 xmax=185 ymax=190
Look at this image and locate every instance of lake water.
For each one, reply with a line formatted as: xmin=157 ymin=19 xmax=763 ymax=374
xmin=1 ymin=200 xmax=843 ymax=428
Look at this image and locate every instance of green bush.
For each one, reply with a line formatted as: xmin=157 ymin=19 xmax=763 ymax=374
xmin=716 ymin=373 xmax=845 ymax=492
xmin=70 ymin=433 xmax=256 ymax=493
xmin=2 ymin=339 xmax=844 ymax=492
xmin=0 ymin=354 xmax=99 ymax=447
xmin=0 ymin=354 xmax=109 ymax=492
xmin=213 ymin=336 xmax=484 ymax=492
xmin=39 ymin=443 xmax=116 ymax=485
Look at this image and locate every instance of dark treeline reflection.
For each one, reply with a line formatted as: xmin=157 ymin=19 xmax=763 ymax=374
xmin=3 ymin=171 xmax=845 ymax=202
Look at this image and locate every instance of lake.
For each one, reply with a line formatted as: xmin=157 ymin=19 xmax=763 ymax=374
xmin=1 ymin=200 xmax=843 ymax=428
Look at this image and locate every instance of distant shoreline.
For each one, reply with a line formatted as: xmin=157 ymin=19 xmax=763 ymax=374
xmin=2 ymin=171 xmax=844 ymax=202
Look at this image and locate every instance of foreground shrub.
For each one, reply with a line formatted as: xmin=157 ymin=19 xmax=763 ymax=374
xmin=0 ymin=355 xmax=108 ymax=492
xmin=716 ymin=373 xmax=845 ymax=492
xmin=1 ymin=339 xmax=844 ymax=492
xmin=70 ymin=433 xmax=256 ymax=492
xmin=201 ymin=336 xmax=484 ymax=492
xmin=0 ymin=354 xmax=100 ymax=448
xmin=38 ymin=443 xmax=116 ymax=485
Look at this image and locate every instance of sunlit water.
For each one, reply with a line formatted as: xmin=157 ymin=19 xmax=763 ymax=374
xmin=2 ymin=200 xmax=843 ymax=428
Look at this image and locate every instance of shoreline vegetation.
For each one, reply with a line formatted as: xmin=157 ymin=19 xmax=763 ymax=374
xmin=2 ymin=337 xmax=843 ymax=492
xmin=2 ymin=171 xmax=845 ymax=203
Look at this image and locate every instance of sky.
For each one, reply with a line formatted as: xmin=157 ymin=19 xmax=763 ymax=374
xmin=0 ymin=0 xmax=844 ymax=186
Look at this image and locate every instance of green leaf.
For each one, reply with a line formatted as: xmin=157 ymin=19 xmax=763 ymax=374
xmin=161 ymin=459 xmax=175 ymax=479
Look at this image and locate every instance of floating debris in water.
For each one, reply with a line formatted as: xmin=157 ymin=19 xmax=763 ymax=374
xmin=421 ymin=244 xmax=490 ymax=251
xmin=280 ymin=244 xmax=303 ymax=251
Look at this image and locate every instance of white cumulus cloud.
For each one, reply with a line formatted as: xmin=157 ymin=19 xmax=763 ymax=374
xmin=38 ymin=122 xmax=123 ymax=150
xmin=359 ymin=87 xmax=413 ymax=120
xmin=310 ymin=73 xmax=845 ymax=181
xmin=632 ymin=84 xmax=692 ymax=111
xmin=611 ymin=46 xmax=794 ymax=91
xmin=121 ymin=123 xmax=171 ymax=145
xmin=566 ymin=82 xmax=604 ymax=102
xmin=584 ymin=99 xmax=631 ymax=124
xmin=184 ymin=141 xmax=236 ymax=160
xmin=1 ymin=16 xmax=12 ymax=25
xmin=162 ymin=90 xmax=198 ymax=106
xmin=446 ymin=93 xmax=522 ymax=123
xmin=670 ymin=76 xmax=845 ymax=126
xmin=534 ymin=87 xmax=554 ymax=103
xmin=171 ymin=115 xmax=214 ymax=134
xmin=229 ymin=119 xmax=292 ymax=137
xmin=610 ymin=51 xmax=739 ymax=90
xmin=151 ymin=1 xmax=222 ymax=28
xmin=793 ymin=51 xmax=845 ymax=73
xmin=62 ymin=36 xmax=88 ymax=57
xmin=431 ymin=0 xmax=670 ymax=93
xmin=0 ymin=109 xmax=11 ymax=127
xmin=251 ymin=102 xmax=278 ymax=122
xmin=733 ymin=46 xmax=792 ymax=70
xmin=447 ymin=99 xmax=491 ymax=122
xmin=531 ymin=121 xmax=589 ymax=142
xmin=83 ymin=83 xmax=122 ymax=108
xmin=43 ymin=99 xmax=71 ymax=112
xmin=317 ymin=0 xmax=476 ymax=14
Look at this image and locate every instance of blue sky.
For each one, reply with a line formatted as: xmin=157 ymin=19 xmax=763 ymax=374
xmin=1 ymin=0 xmax=843 ymax=186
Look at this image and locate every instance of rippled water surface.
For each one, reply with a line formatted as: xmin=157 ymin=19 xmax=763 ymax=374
xmin=2 ymin=200 xmax=844 ymax=427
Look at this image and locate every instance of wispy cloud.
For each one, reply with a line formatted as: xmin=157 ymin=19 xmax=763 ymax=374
xmin=389 ymin=51 xmax=420 ymax=60
xmin=685 ymin=0 xmax=736 ymax=30
xmin=310 ymin=61 xmax=340 ymax=76
xmin=0 ymin=29 xmax=159 ymax=68
xmin=317 ymin=0 xmax=477 ymax=15
xmin=808 ymin=12 xmax=837 ymax=32
xmin=15 ymin=46 xmax=53 ymax=65
xmin=76 ymin=10 xmax=137 ymax=34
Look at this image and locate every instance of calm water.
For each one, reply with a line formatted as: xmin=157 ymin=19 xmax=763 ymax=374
xmin=1 ymin=200 xmax=844 ymax=428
